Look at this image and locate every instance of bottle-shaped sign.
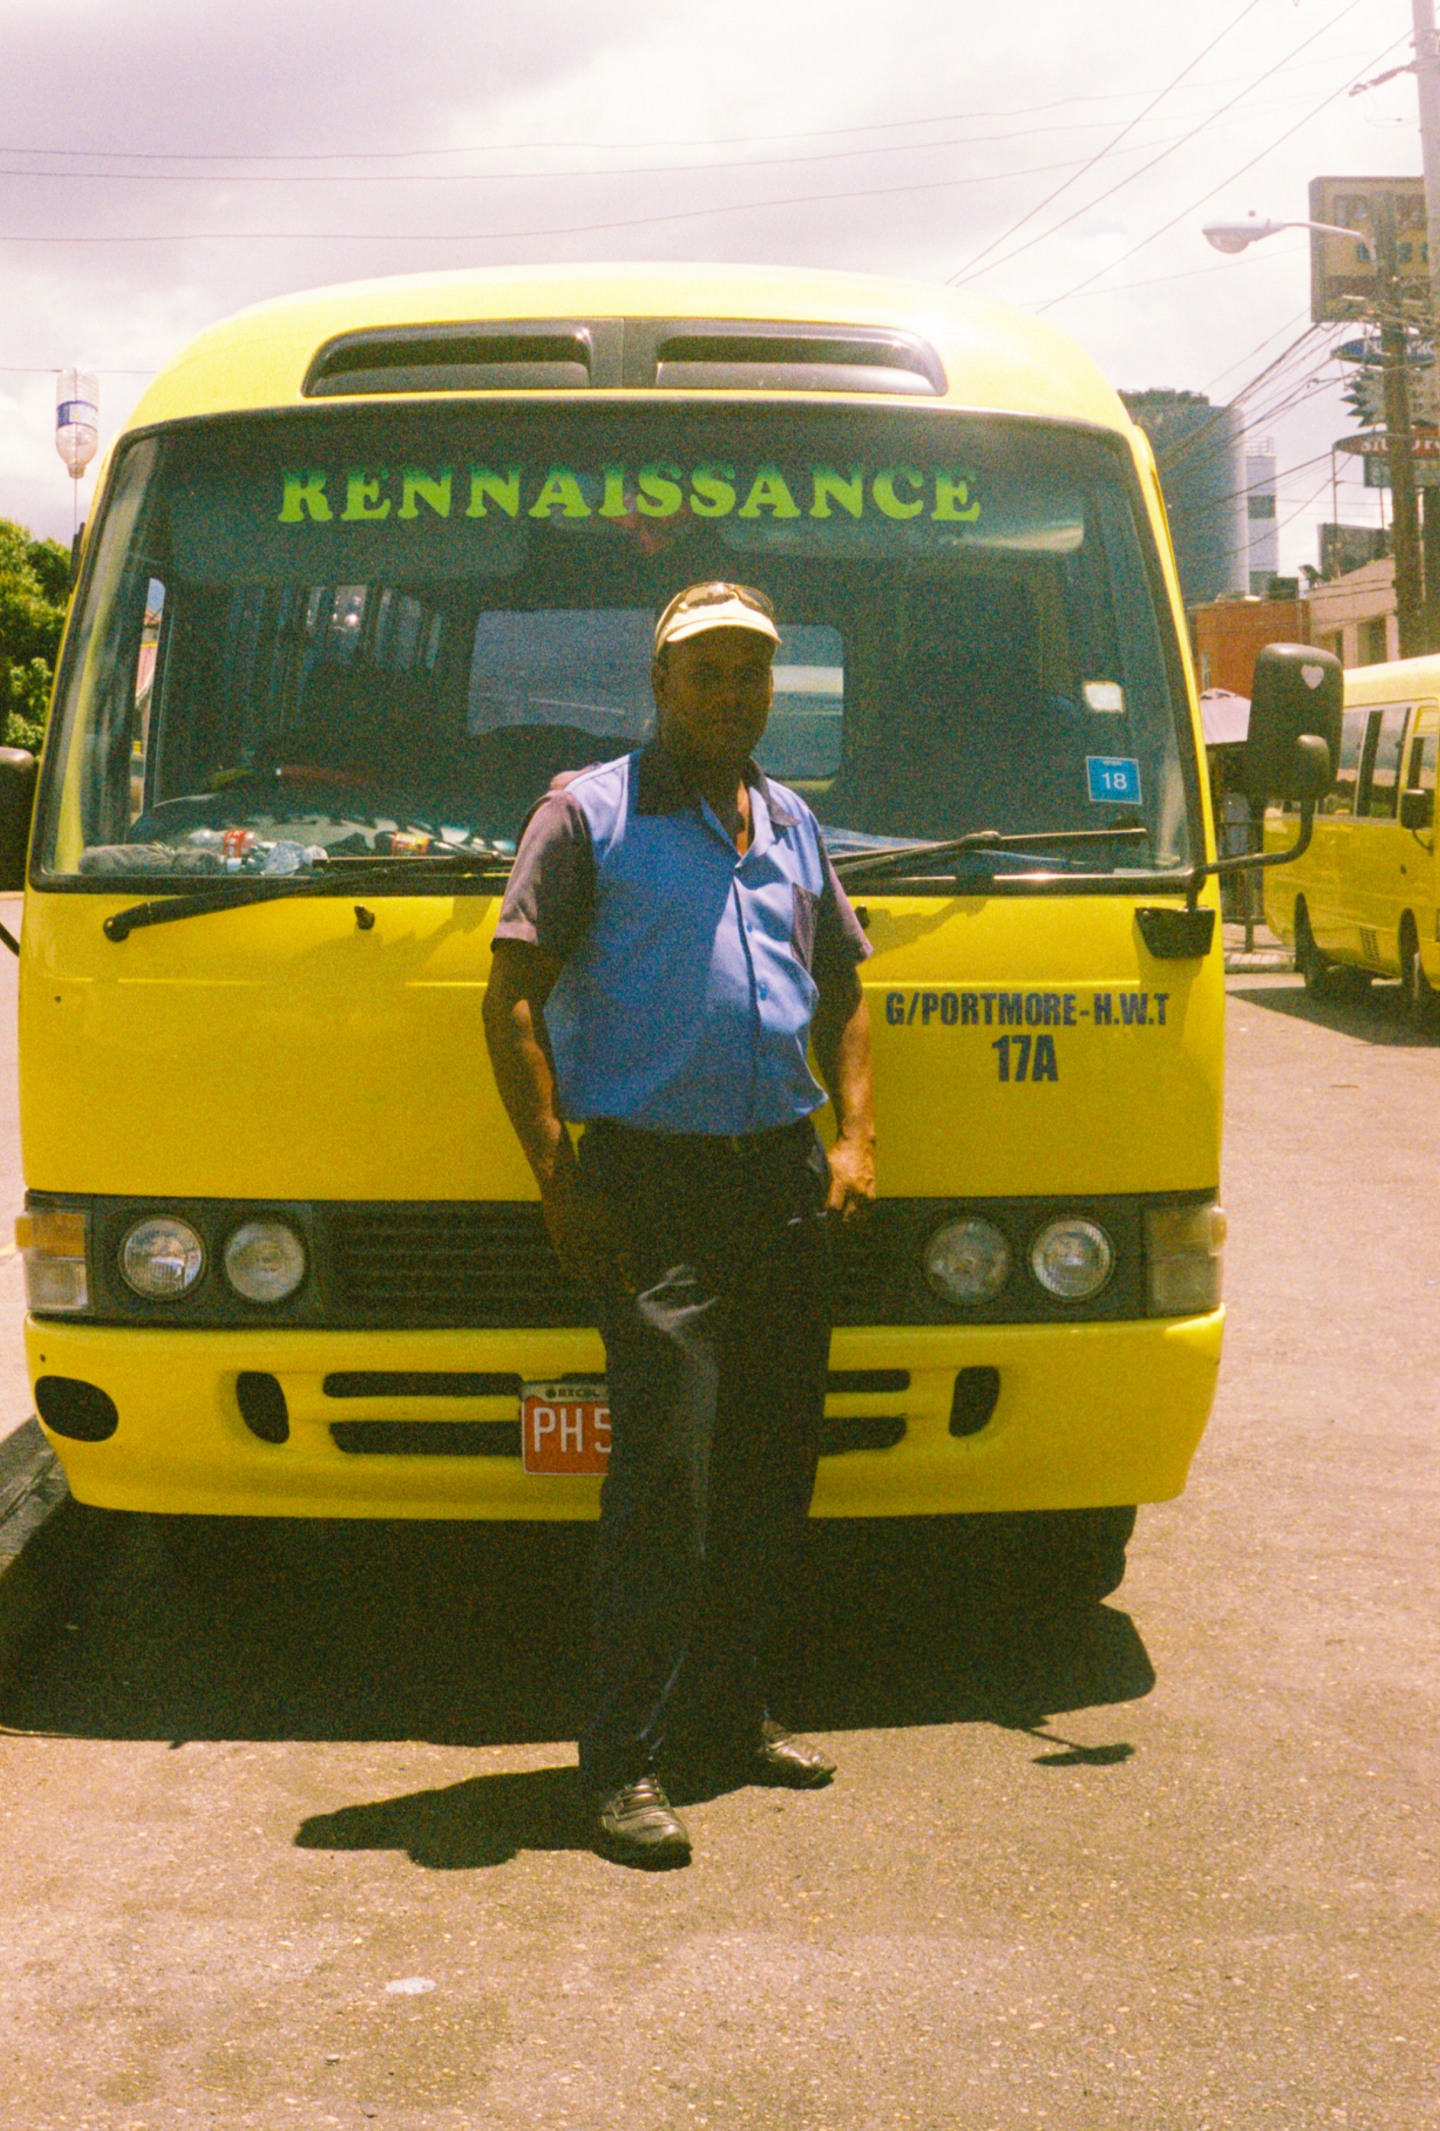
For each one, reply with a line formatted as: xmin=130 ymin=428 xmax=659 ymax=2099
xmin=55 ymin=367 xmax=99 ymax=480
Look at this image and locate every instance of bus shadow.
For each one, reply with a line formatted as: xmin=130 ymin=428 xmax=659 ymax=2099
xmin=1230 ymin=976 xmax=1438 ymax=1048
xmin=0 ymin=1509 xmax=1153 ymax=1806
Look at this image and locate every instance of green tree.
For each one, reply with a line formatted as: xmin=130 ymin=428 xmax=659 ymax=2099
xmin=0 ymin=518 xmax=69 ymax=753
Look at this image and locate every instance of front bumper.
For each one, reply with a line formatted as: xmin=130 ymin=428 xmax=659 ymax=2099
xmin=28 ymin=1311 xmax=1224 ymax=1519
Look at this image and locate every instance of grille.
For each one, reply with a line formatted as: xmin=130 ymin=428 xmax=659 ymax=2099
xmin=324 ymin=1202 xmax=901 ymax=1328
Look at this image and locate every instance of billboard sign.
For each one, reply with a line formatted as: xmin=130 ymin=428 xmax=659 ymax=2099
xmin=1335 ymin=431 xmax=1440 ymax=458
xmin=1309 ymin=176 xmax=1428 ymax=322
xmin=1334 ymin=432 xmax=1440 ymax=488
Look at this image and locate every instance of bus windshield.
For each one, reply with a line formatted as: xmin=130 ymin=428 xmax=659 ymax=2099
xmin=40 ymin=403 xmax=1196 ymax=890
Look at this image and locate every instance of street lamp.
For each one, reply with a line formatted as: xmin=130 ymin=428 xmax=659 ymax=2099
xmin=1202 ymin=215 xmax=1361 ymax=254
xmin=1205 ymin=209 xmax=1426 ymax=655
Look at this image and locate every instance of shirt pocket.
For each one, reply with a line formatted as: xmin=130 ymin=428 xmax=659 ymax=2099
xmin=791 ymin=884 xmax=819 ymax=970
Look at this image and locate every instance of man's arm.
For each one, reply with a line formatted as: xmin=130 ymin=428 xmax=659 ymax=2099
xmin=811 ymin=962 xmax=876 ymax=1221
xmin=482 ymin=941 xmax=634 ymax=1287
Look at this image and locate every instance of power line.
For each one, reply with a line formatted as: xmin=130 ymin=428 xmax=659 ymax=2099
xmin=0 ymin=250 xmax=1328 ymax=385
xmin=0 ymin=148 xmax=1154 ymax=246
xmin=0 ymin=32 xmax=1395 ymax=255
xmin=1222 ymin=327 xmax=1335 ymax=413
xmin=947 ymin=0 xmax=1269 ymax=286
xmin=1217 ymin=465 xmax=1339 ymax=565
xmin=951 ymin=0 xmax=1367 ymax=290
xmin=1051 ymin=244 xmax=1307 ymax=304
xmin=1038 ymin=25 xmax=1411 ymax=313
xmin=1202 ymin=306 xmax=1314 ymax=394
xmin=0 ymin=89 xmax=1335 ymax=189
xmin=1148 ymin=323 xmax=1332 ymax=482
xmin=1238 ymin=357 xmax=1348 ymax=430
xmin=0 ymin=362 xmax=157 ymax=376
xmin=0 ymin=62 xmax=1377 ymax=166
xmin=1186 ymin=449 xmax=1339 ymax=534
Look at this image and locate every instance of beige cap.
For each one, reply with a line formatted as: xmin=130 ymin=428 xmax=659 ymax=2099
xmin=653 ymin=581 xmax=780 ymax=656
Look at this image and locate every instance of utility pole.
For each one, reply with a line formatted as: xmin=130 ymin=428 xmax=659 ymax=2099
xmin=1415 ymin=0 xmax=1440 ymax=315
xmin=1373 ymin=192 xmax=1425 ymax=657
xmin=1413 ymin=0 xmax=1440 ymax=647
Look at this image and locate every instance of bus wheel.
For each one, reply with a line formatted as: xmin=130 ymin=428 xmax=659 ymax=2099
xmin=1401 ymin=923 xmax=1439 ymax=1031
xmin=1294 ymin=902 xmax=1334 ymax=999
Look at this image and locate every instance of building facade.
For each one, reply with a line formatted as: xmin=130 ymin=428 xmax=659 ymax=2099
xmin=1120 ymin=388 xmax=1246 ymax=609
xmin=1189 ymin=557 xmax=1398 ymax=695
xmin=1245 ymin=439 xmax=1278 ymax=595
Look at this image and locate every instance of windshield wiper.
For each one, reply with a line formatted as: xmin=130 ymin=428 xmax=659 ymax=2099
xmin=102 ymin=850 xmax=513 ymax=942
xmin=830 ymin=825 xmax=1151 ymax=886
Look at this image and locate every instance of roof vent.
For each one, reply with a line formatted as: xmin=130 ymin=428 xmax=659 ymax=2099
xmin=649 ymin=322 xmax=945 ymax=396
xmin=303 ymin=321 xmax=600 ymax=397
xmin=299 ymin=315 xmax=946 ymax=398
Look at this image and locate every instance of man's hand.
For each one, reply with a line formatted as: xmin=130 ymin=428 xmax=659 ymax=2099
xmin=813 ymin=967 xmax=876 ymax=1224
xmin=540 ymin=1168 xmax=638 ymax=1292
xmin=825 ymin=1129 xmax=876 ymax=1223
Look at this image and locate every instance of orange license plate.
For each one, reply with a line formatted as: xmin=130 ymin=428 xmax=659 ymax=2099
xmin=521 ymin=1382 xmax=611 ymax=1475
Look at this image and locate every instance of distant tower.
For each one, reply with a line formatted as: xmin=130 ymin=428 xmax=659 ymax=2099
xmin=1245 ymin=438 xmax=1278 ymax=595
xmin=1119 ymin=389 xmax=1246 ymax=609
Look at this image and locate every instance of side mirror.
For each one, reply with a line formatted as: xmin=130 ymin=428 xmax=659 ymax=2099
xmin=1243 ymin=643 xmax=1343 ymax=805
xmin=0 ymin=748 xmax=38 ymax=893
xmin=1401 ymin=786 xmax=1434 ymax=832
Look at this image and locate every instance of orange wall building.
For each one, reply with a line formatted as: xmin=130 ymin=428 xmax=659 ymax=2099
xmin=1190 ymin=597 xmax=1303 ymax=696
xmin=1189 ymin=559 xmax=1398 ymax=695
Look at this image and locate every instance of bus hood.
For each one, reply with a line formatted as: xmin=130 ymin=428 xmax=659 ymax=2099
xmin=19 ymin=888 xmax=1223 ymax=1200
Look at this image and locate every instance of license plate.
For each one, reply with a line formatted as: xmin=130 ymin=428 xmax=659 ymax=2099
xmin=521 ymin=1381 xmax=611 ymax=1475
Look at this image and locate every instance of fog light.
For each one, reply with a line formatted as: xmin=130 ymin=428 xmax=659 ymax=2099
xmin=1145 ymin=1199 xmax=1225 ymax=1315
xmin=120 ymin=1216 xmax=205 ymax=1300
xmin=223 ymin=1219 xmax=306 ymax=1304
xmin=1030 ymin=1217 xmax=1114 ymax=1299
xmin=36 ymin=1375 xmax=118 ymax=1442
xmin=17 ymin=1208 xmax=90 ymax=1313
xmin=923 ymin=1217 xmax=1012 ymax=1303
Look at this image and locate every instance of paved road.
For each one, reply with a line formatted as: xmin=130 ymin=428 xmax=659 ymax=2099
xmin=0 ymin=972 xmax=1436 ymax=2129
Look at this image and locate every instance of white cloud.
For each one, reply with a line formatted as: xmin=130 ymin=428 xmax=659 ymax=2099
xmin=0 ymin=0 xmax=1416 ymax=561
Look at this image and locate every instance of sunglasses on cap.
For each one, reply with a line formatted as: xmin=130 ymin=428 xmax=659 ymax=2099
xmin=653 ymin=582 xmax=780 ymax=656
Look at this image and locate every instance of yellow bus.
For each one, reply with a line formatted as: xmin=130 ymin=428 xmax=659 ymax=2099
xmin=1265 ymin=653 xmax=1440 ymax=1018
xmin=1 ymin=265 xmax=1335 ymax=1595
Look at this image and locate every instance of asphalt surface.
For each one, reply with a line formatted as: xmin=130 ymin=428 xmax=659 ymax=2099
xmin=0 ymin=966 xmax=1437 ymax=2129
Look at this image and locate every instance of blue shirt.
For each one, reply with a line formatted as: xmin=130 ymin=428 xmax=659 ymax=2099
xmin=493 ymin=744 xmax=870 ymax=1134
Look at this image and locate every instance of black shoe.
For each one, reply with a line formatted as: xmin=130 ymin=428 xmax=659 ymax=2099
xmin=750 ymin=1721 xmax=837 ymax=1788
xmin=591 ymin=1775 xmax=692 ymax=1869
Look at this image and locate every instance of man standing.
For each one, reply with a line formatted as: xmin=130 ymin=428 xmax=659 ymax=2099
xmin=483 ymin=581 xmax=875 ymax=1869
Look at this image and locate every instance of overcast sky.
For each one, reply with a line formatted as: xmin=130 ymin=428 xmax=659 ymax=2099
xmin=0 ymin=0 xmax=1418 ymax=574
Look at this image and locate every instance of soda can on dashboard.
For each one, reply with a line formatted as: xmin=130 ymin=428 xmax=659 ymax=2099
xmin=222 ymin=828 xmax=257 ymax=870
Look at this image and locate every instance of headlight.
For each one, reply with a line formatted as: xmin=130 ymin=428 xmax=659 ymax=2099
xmin=923 ymin=1217 xmax=1012 ymax=1303
xmin=120 ymin=1216 xmax=205 ymax=1300
xmin=223 ymin=1219 xmax=306 ymax=1304
xmin=17 ymin=1207 xmax=90 ymax=1313
xmin=1030 ymin=1217 xmax=1114 ymax=1299
xmin=1145 ymin=1199 xmax=1225 ymax=1315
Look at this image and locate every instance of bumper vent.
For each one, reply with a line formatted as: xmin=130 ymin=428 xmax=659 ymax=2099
xmin=330 ymin=1420 xmax=522 ymax=1456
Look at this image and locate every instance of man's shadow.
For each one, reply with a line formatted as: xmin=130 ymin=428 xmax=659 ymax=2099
xmin=291 ymin=1517 xmax=1154 ymax=1871
xmin=8 ymin=1508 xmax=1152 ymax=1868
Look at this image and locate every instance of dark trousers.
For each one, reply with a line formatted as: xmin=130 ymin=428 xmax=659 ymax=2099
xmin=576 ymin=1117 xmax=832 ymax=1792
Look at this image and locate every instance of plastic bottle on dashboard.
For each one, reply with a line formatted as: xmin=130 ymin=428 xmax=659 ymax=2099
xmin=258 ymin=840 xmax=323 ymax=875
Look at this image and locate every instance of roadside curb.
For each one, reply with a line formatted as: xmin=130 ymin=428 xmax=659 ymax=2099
xmin=0 ymin=1420 xmax=93 ymax=1687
